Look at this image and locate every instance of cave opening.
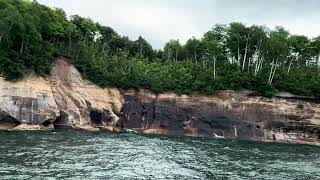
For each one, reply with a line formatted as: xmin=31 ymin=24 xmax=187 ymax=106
xmin=0 ymin=114 xmax=21 ymax=129
xmin=53 ymin=111 xmax=71 ymax=129
xmin=41 ymin=120 xmax=52 ymax=127
xmin=90 ymin=110 xmax=104 ymax=125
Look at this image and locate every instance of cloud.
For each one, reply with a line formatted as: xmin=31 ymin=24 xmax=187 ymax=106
xmin=99 ymin=1 xmax=203 ymax=46
xmin=38 ymin=0 xmax=320 ymax=49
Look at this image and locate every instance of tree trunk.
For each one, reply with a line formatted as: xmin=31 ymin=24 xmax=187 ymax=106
xmin=259 ymin=56 xmax=264 ymax=72
xmin=287 ymin=59 xmax=294 ymax=73
xmin=213 ymin=57 xmax=216 ymax=80
xmin=270 ymin=60 xmax=278 ymax=84
xmin=256 ymin=58 xmax=262 ymax=75
xmin=20 ymin=41 xmax=24 ymax=55
xmin=194 ymin=51 xmax=197 ymax=64
xmin=25 ymin=41 xmax=29 ymax=55
xmin=242 ymin=36 xmax=249 ymax=71
xmin=254 ymin=53 xmax=260 ymax=76
xmin=254 ymin=60 xmax=259 ymax=76
xmin=237 ymin=45 xmax=241 ymax=66
xmin=269 ymin=59 xmax=278 ymax=84
xmin=268 ymin=59 xmax=275 ymax=84
xmin=288 ymin=54 xmax=299 ymax=73
xmin=254 ymin=40 xmax=263 ymax=75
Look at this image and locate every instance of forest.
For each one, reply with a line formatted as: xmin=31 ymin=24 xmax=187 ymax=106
xmin=1 ymin=0 xmax=320 ymax=97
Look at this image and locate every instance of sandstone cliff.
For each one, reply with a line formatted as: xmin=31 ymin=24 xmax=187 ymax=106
xmin=1 ymin=58 xmax=320 ymax=145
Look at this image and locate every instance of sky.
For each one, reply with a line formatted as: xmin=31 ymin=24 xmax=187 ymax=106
xmin=38 ymin=0 xmax=320 ymax=49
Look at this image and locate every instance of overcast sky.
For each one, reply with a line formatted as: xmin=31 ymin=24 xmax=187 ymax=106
xmin=38 ymin=0 xmax=320 ymax=49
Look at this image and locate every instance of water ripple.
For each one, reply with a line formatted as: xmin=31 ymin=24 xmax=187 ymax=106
xmin=0 ymin=130 xmax=320 ymax=179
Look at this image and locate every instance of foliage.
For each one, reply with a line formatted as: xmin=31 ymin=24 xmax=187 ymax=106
xmin=1 ymin=0 xmax=320 ymax=98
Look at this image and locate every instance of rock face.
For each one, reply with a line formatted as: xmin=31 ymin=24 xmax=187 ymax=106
xmin=50 ymin=59 xmax=123 ymax=131
xmin=0 ymin=59 xmax=123 ymax=131
xmin=120 ymin=90 xmax=320 ymax=144
xmin=0 ymin=58 xmax=320 ymax=145
xmin=0 ymin=76 xmax=59 ymax=130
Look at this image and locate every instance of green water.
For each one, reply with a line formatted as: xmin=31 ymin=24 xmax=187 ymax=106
xmin=0 ymin=130 xmax=319 ymax=180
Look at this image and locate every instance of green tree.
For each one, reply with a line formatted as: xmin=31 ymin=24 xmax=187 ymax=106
xmin=164 ymin=39 xmax=183 ymax=62
xmin=184 ymin=37 xmax=201 ymax=63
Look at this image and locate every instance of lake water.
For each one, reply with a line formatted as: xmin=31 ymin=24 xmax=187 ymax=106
xmin=0 ymin=130 xmax=319 ymax=179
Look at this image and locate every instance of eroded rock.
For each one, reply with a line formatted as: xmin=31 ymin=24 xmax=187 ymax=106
xmin=50 ymin=59 xmax=123 ymax=130
xmin=0 ymin=58 xmax=319 ymax=145
xmin=0 ymin=76 xmax=60 ymax=126
xmin=119 ymin=89 xmax=320 ymax=144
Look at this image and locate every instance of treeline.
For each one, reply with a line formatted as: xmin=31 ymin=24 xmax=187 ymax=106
xmin=1 ymin=0 xmax=320 ymax=97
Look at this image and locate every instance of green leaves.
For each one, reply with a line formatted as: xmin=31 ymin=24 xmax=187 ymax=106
xmin=0 ymin=0 xmax=319 ymax=98
xmin=0 ymin=0 xmax=55 ymax=80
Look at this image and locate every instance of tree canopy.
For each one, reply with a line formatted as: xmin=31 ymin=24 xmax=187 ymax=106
xmin=1 ymin=0 xmax=320 ymax=98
